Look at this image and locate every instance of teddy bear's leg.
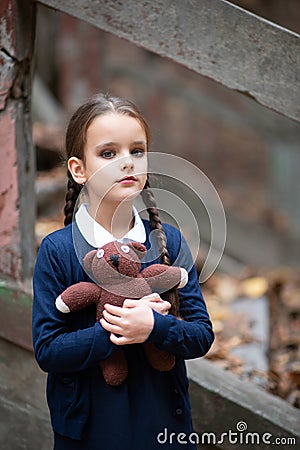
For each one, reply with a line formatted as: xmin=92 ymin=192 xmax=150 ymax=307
xmin=100 ymin=351 xmax=128 ymax=386
xmin=143 ymin=342 xmax=175 ymax=372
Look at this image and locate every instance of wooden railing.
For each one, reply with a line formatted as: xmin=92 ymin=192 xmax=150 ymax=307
xmin=38 ymin=0 xmax=300 ymax=122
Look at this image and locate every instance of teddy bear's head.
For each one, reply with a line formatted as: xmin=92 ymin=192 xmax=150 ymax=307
xmin=83 ymin=241 xmax=147 ymax=285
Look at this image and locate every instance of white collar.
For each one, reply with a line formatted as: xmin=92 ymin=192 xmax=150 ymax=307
xmin=75 ymin=203 xmax=146 ymax=248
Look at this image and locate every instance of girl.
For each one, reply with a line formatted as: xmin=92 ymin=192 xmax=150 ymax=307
xmin=32 ymin=93 xmax=214 ymax=450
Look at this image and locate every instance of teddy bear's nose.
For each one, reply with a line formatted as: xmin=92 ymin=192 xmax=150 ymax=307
xmin=110 ymin=254 xmax=119 ymax=268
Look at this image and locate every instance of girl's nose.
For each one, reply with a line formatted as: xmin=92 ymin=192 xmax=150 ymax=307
xmin=120 ymin=154 xmax=134 ymax=171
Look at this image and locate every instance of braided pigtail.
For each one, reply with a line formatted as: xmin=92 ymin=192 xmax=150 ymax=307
xmin=64 ymin=170 xmax=83 ymax=226
xmin=141 ymin=179 xmax=180 ymax=317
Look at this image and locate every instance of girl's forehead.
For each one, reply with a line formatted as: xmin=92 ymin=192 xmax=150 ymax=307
xmin=87 ymin=113 xmax=147 ymax=144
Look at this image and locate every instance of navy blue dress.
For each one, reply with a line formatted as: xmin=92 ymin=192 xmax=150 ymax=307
xmin=32 ymin=220 xmax=214 ymax=450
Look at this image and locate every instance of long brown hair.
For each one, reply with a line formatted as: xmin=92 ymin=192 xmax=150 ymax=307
xmin=64 ymin=93 xmax=179 ymax=315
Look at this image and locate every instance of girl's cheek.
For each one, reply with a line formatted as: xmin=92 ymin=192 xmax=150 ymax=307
xmin=87 ymin=170 xmax=112 ymax=197
xmin=137 ymin=159 xmax=148 ymax=175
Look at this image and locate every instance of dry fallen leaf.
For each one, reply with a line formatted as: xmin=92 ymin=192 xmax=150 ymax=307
xmin=213 ymin=274 xmax=240 ymax=302
xmin=211 ymin=320 xmax=224 ymax=334
xmin=240 ymin=277 xmax=268 ymax=298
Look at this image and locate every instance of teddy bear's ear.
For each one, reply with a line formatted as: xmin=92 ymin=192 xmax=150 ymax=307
xmin=83 ymin=250 xmax=97 ymax=272
xmin=128 ymin=242 xmax=147 ymax=258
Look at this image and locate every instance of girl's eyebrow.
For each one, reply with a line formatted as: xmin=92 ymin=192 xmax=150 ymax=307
xmin=95 ymin=141 xmax=116 ymax=149
xmin=132 ymin=140 xmax=147 ymax=146
xmin=95 ymin=140 xmax=147 ymax=149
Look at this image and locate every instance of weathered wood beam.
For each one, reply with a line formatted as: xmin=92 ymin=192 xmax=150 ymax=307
xmin=0 ymin=339 xmax=52 ymax=449
xmin=187 ymin=359 xmax=300 ymax=448
xmin=0 ymin=282 xmax=32 ymax=351
xmin=0 ymin=0 xmax=36 ymax=282
xmin=36 ymin=0 xmax=300 ymax=122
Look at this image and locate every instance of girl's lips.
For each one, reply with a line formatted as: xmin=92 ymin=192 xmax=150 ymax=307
xmin=117 ymin=176 xmax=137 ymax=184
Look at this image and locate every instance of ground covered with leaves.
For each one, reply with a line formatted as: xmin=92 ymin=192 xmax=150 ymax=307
xmin=202 ymin=270 xmax=300 ymax=409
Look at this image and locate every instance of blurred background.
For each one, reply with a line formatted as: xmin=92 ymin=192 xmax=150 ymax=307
xmin=33 ymin=0 xmax=300 ymax=408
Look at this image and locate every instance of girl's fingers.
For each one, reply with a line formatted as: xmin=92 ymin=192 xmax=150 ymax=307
xmin=140 ymin=292 xmax=162 ymax=302
xmin=100 ymin=318 xmax=123 ymax=335
xmin=103 ymin=303 xmax=123 ymax=316
xmin=102 ymin=309 xmax=122 ymax=325
xmin=110 ymin=334 xmax=131 ymax=345
xmin=162 ymin=301 xmax=171 ymax=312
xmin=123 ymin=299 xmax=139 ymax=308
xmin=142 ymin=298 xmax=171 ymax=315
xmin=105 ymin=302 xmax=154 ymax=345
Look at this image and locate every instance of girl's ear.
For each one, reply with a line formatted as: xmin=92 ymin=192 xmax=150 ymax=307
xmin=68 ymin=157 xmax=86 ymax=185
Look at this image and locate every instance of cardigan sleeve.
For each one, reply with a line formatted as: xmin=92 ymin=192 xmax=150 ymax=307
xmin=32 ymin=235 xmax=115 ymax=374
xmin=146 ymin=227 xmax=214 ymax=359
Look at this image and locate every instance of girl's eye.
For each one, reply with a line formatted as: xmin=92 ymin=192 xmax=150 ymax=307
xmin=97 ymin=249 xmax=104 ymax=258
xmin=101 ymin=150 xmax=115 ymax=159
xmin=121 ymin=245 xmax=130 ymax=253
xmin=131 ymin=148 xmax=145 ymax=157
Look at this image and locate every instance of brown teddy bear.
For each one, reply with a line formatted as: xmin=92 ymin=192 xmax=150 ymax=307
xmin=55 ymin=241 xmax=188 ymax=386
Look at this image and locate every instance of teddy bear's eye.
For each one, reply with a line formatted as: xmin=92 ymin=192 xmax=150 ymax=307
xmin=121 ymin=245 xmax=130 ymax=253
xmin=96 ymin=249 xmax=104 ymax=258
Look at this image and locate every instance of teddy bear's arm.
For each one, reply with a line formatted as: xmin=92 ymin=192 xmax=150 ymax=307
xmin=141 ymin=265 xmax=188 ymax=291
xmin=55 ymin=282 xmax=101 ymax=314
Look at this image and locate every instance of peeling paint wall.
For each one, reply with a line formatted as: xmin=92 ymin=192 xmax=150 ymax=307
xmin=0 ymin=0 xmax=36 ymax=282
xmin=0 ymin=108 xmax=20 ymax=278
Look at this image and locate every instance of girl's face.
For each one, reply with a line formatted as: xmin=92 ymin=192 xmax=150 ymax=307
xmin=71 ymin=113 xmax=148 ymax=208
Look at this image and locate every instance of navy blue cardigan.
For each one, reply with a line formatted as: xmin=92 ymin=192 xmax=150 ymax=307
xmin=32 ymin=220 xmax=214 ymax=449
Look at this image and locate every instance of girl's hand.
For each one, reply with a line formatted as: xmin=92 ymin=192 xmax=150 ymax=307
xmin=100 ymin=302 xmax=154 ymax=345
xmin=138 ymin=293 xmax=171 ymax=316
